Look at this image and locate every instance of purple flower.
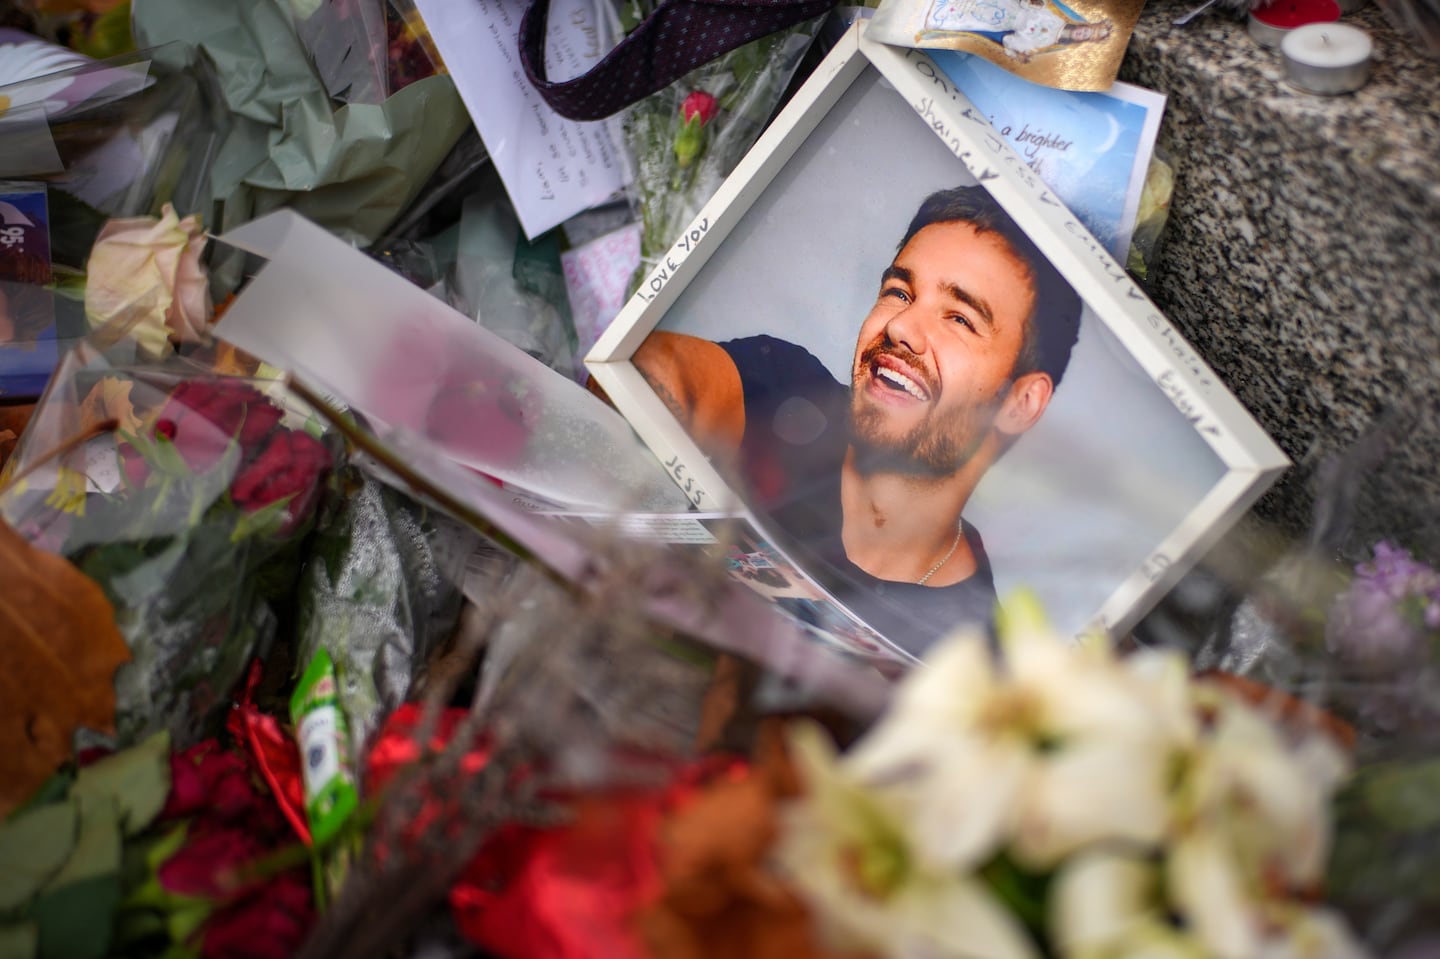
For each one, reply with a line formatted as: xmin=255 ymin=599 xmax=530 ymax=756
xmin=1327 ymin=541 xmax=1440 ymax=669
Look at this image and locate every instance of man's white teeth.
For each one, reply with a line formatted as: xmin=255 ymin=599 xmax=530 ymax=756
xmin=876 ymin=366 xmax=927 ymax=400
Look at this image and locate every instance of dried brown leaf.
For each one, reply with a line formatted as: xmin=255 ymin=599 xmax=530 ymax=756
xmin=641 ymin=719 xmax=860 ymax=959
xmin=0 ymin=519 xmax=131 ymax=815
xmin=76 ymin=377 xmax=142 ymax=436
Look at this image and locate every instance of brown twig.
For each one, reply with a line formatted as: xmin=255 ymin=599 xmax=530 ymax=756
xmin=0 ymin=418 xmax=119 ymax=496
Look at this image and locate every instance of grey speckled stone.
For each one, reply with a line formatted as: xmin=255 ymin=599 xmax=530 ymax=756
xmin=1119 ymin=0 xmax=1440 ymax=560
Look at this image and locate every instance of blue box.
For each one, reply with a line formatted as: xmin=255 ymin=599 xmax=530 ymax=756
xmin=0 ymin=182 xmax=58 ymax=399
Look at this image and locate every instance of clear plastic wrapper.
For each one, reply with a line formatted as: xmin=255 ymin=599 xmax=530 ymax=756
xmin=0 ymin=42 xmax=222 ymax=219
xmin=1126 ymin=147 xmax=1176 ymax=285
xmin=1138 ymin=400 xmax=1440 ymax=956
xmin=0 ymin=329 xmax=338 ymax=747
xmin=281 ymin=0 xmax=391 ymax=105
xmin=131 ymin=0 xmax=469 ymax=253
xmin=295 ymin=465 xmax=475 ymax=758
xmin=623 ymin=18 xmax=824 ymax=288
xmin=215 ymin=210 xmax=689 ymax=512
xmin=446 ymin=185 xmax=577 ymax=375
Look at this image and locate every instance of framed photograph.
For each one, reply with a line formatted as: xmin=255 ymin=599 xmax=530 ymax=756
xmin=587 ymin=23 xmax=1287 ymax=658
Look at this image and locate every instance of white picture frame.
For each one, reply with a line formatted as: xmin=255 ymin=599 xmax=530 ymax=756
xmin=586 ymin=23 xmax=1287 ymax=652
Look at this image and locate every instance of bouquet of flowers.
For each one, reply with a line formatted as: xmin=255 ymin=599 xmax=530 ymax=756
xmin=0 ymin=729 xmax=315 ymax=959
xmin=623 ymin=18 xmax=824 ymax=289
xmin=0 ymin=338 xmax=337 ymax=748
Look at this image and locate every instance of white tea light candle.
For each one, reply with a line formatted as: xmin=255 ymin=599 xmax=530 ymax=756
xmin=1281 ymin=23 xmax=1374 ymax=94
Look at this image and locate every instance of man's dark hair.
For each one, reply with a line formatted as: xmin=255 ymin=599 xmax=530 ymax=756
xmin=898 ymin=186 xmax=1083 ymax=389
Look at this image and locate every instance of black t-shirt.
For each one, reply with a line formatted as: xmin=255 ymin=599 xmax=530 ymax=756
xmin=718 ymin=334 xmax=997 ymax=656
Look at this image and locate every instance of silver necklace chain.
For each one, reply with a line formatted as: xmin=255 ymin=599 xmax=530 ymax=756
xmin=916 ymin=525 xmax=965 ymax=586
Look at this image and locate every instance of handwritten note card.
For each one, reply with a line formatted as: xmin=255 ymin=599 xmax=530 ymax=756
xmin=932 ymin=50 xmax=1164 ymax=261
xmin=415 ymin=0 xmax=629 ymax=239
xmin=560 ymin=222 xmax=640 ymax=368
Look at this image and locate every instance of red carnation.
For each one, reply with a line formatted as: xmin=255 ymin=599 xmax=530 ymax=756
xmin=229 ymin=430 xmax=331 ymax=525
xmin=150 ymin=380 xmax=283 ymax=475
xmin=681 ymin=90 xmax=718 ymax=126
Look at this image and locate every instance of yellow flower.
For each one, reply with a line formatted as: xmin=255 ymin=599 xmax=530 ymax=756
xmin=43 ymin=465 xmax=88 ymax=515
xmin=84 ymin=203 xmax=212 ymax=358
xmin=775 ymin=722 xmax=1038 ymax=959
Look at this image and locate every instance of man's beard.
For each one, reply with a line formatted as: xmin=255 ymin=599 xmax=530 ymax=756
xmin=849 ymin=341 xmax=1005 ymax=479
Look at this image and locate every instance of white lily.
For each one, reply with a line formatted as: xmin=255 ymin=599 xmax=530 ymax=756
xmin=1051 ymin=849 xmax=1209 ymax=959
xmin=1255 ymin=905 xmax=1372 ymax=959
xmin=1050 ymin=848 xmax=1158 ymax=955
xmin=775 ymin=721 xmax=1039 ymax=959
xmin=1167 ymin=686 xmax=1354 ymax=959
xmin=844 ymin=594 xmax=1192 ymax=872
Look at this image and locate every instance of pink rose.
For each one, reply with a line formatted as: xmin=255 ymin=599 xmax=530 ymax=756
xmin=84 ymin=203 xmax=212 ymax=358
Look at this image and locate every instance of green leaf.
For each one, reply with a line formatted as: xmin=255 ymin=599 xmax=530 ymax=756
xmin=0 ymin=804 xmax=78 ymax=912
xmin=6 ymin=772 xmax=76 ymax=823
xmin=71 ymin=1 xmax=134 ymax=60
xmin=70 ymin=733 xmax=171 ymax=838
xmin=145 ymin=436 xmax=193 ymax=481
xmin=164 ymin=902 xmax=210 ymax=948
xmin=30 ymin=876 xmax=119 ymax=959
xmin=110 ymin=907 xmax=168 ymax=953
xmin=978 ymin=854 xmax=1050 ymax=942
xmin=44 ymin=190 xmax=107 ymax=273
xmin=1362 ymin=758 xmax=1440 ymax=831
xmin=40 ymin=796 xmax=121 ymax=892
xmin=118 ymin=830 xmax=174 ymax=898
xmin=229 ymin=495 xmax=293 ymax=543
xmin=143 ymin=825 xmax=188 ymax=876
xmin=0 ymin=922 xmax=37 ymax=959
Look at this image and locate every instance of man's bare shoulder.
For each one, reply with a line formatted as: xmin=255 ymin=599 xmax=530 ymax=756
xmin=632 ymin=331 xmax=746 ymax=455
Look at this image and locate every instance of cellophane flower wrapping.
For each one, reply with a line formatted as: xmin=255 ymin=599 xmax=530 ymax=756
xmin=1153 ymin=406 xmax=1440 ymax=956
xmin=622 ymin=17 xmax=824 ymax=290
xmin=295 ymin=464 xmax=476 ymax=759
xmin=0 ymin=333 xmax=339 ymax=748
xmin=280 ymin=0 xmax=391 ymax=105
xmin=0 ymin=42 xmax=223 ymax=222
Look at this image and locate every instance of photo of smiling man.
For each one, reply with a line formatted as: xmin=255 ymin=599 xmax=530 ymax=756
xmin=632 ymin=186 xmax=1083 ymax=652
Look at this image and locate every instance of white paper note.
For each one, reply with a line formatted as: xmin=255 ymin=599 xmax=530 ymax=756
xmin=415 ymin=0 xmax=630 ymax=239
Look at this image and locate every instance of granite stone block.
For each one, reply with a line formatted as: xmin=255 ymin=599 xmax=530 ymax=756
xmin=1119 ymin=0 xmax=1440 ymax=562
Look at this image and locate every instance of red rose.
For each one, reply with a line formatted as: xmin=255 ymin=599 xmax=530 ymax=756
xmin=424 ymin=378 xmax=530 ymax=468
xmin=118 ymin=441 xmax=149 ymax=488
xmin=681 ymin=90 xmax=718 ymax=126
xmin=164 ymin=749 xmax=209 ymax=820
xmin=164 ymin=740 xmax=259 ymax=823
xmin=199 ymin=872 xmax=313 ymax=959
xmin=152 ymin=380 xmax=283 ymax=475
xmin=228 ymin=430 xmax=331 ymax=524
xmin=158 ymin=827 xmax=263 ymax=898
